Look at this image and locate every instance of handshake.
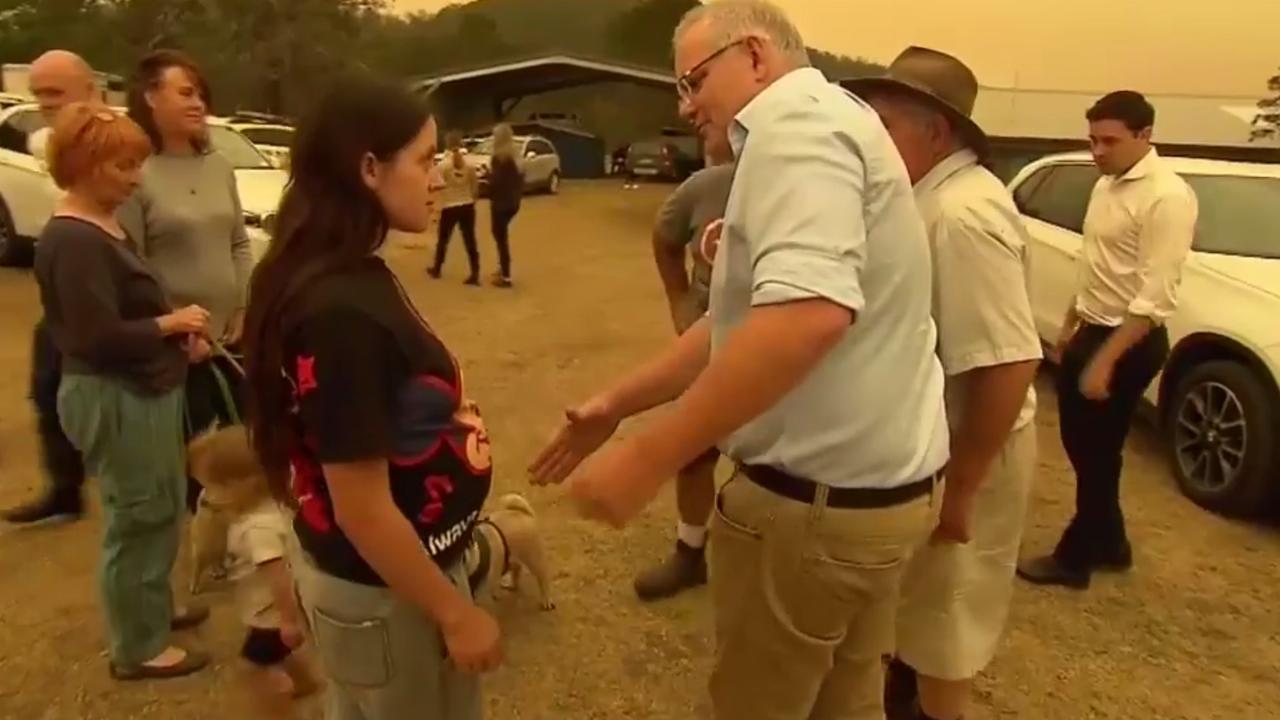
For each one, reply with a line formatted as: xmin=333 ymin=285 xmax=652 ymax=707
xmin=527 ymin=395 xmax=668 ymax=529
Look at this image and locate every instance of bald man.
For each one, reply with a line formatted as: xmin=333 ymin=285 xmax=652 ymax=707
xmin=2 ymin=50 xmax=98 ymax=526
xmin=26 ymin=50 xmax=98 ymax=163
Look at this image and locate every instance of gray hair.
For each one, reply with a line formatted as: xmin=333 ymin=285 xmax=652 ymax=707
xmin=675 ymin=0 xmax=810 ymax=69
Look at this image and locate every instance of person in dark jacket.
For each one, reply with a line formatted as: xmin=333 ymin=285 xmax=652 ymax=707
xmin=486 ymin=123 xmax=524 ymax=288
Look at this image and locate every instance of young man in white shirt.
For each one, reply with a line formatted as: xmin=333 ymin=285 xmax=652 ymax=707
xmin=847 ymin=47 xmax=1041 ymax=720
xmin=1018 ymin=91 xmax=1198 ymax=589
xmin=530 ymin=2 xmax=949 ymax=717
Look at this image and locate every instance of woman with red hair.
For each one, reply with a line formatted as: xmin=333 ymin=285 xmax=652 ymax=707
xmin=36 ymin=102 xmax=212 ymax=680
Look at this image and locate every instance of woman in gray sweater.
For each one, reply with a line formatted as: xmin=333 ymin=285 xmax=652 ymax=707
xmin=120 ymin=50 xmax=251 ymax=496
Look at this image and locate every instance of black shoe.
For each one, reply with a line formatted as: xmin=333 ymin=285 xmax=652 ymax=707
xmin=1016 ymin=555 xmax=1091 ymax=589
xmin=634 ymin=540 xmax=707 ymax=601
xmin=1095 ymin=543 xmax=1133 ymax=572
xmin=463 ymin=275 xmax=480 ymax=286
xmin=1 ymin=495 xmax=83 ymax=526
xmin=427 ymin=267 xmax=442 ymax=279
xmin=110 ymin=649 xmax=209 ymax=681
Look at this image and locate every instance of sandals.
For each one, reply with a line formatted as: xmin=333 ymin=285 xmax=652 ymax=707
xmin=110 ymin=649 xmax=210 ymax=681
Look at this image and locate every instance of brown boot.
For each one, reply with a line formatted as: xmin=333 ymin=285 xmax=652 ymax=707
xmin=634 ymin=540 xmax=707 ymax=601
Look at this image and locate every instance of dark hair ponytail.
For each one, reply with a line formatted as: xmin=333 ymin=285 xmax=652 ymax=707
xmin=243 ymin=75 xmax=432 ymax=499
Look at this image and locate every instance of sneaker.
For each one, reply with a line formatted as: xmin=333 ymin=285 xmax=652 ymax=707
xmin=1 ymin=495 xmax=83 ymax=526
xmin=463 ymin=275 xmax=480 ymax=286
xmin=633 ymin=540 xmax=707 ymax=601
xmin=490 ymin=273 xmax=512 ymax=288
xmin=427 ymin=267 xmax=442 ymax=279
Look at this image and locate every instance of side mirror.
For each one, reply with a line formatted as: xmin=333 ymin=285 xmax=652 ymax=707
xmin=525 ymin=150 xmax=537 ymax=160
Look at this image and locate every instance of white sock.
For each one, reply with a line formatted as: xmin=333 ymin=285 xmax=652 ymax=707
xmin=678 ymin=522 xmax=708 ymax=549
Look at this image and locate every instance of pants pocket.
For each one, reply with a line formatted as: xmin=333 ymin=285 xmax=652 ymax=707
xmin=310 ymin=608 xmax=394 ymax=688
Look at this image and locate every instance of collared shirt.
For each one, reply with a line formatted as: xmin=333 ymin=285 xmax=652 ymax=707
xmin=709 ymin=67 xmax=949 ymax=490
xmin=1076 ymin=148 xmax=1198 ymax=326
xmin=915 ymin=149 xmax=1042 ymax=432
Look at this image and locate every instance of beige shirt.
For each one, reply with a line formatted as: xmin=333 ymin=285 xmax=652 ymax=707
xmin=1076 ymin=149 xmax=1198 ymax=326
xmin=439 ymin=158 xmax=478 ymax=209
xmin=915 ymin=149 xmax=1042 ymax=431
xmin=226 ymin=499 xmax=290 ymax=628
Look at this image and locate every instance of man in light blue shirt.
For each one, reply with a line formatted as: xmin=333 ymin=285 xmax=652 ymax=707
xmin=530 ymin=3 xmax=948 ymax=718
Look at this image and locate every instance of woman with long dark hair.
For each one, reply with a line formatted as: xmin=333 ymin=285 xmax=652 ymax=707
xmin=243 ymin=77 xmax=499 ymax=720
xmin=121 ymin=50 xmax=250 ymax=500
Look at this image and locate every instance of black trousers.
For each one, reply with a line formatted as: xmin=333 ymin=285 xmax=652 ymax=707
xmin=30 ymin=319 xmax=86 ymax=505
xmin=434 ymin=204 xmax=479 ymax=277
xmin=490 ymin=205 xmax=518 ymax=278
xmin=1053 ymin=322 xmax=1168 ymax=571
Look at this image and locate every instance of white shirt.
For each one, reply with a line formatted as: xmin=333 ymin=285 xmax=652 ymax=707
xmin=1076 ymin=149 xmax=1198 ymax=326
xmin=709 ymin=67 xmax=949 ymax=489
xmin=226 ymin=499 xmax=291 ymax=628
xmin=915 ymin=149 xmax=1043 ymax=431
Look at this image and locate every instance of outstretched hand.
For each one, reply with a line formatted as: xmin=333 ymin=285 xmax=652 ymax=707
xmin=528 ymin=397 xmax=620 ymax=486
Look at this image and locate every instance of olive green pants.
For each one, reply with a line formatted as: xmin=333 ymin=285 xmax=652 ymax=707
xmin=58 ymin=374 xmax=186 ymax=667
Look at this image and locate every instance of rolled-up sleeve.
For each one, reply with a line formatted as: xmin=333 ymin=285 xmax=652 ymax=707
xmin=1128 ymin=189 xmax=1197 ymax=321
xmin=737 ymin=123 xmax=867 ymax=313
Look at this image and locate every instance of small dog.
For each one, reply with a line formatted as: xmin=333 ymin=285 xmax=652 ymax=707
xmin=465 ymin=493 xmax=555 ymax=611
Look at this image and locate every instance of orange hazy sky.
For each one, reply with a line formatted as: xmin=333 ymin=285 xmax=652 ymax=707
xmin=391 ymin=0 xmax=1277 ymax=98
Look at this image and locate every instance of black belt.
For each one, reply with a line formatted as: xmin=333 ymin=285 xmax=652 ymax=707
xmin=740 ymin=464 xmax=939 ymax=509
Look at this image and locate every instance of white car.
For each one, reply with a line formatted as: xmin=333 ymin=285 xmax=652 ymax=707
xmin=1010 ymin=152 xmax=1280 ymax=515
xmin=0 ymin=103 xmax=285 ymax=265
xmin=228 ymin=121 xmax=293 ymax=170
xmin=462 ymin=134 xmax=562 ymax=195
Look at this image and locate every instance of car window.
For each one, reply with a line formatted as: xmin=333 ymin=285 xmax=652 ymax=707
xmin=1012 ymin=167 xmax=1052 ymax=212
xmin=1183 ymin=174 xmax=1280 ymax=260
xmin=531 ymin=140 xmax=554 ymax=156
xmin=241 ymin=127 xmax=293 ymax=148
xmin=208 ymin=126 xmax=273 ymax=169
xmin=1020 ymin=164 xmax=1100 ymax=233
xmin=0 ymin=109 xmax=45 ymax=154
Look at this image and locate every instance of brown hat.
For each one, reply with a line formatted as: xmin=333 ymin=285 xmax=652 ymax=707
xmin=840 ymin=46 xmax=988 ymax=157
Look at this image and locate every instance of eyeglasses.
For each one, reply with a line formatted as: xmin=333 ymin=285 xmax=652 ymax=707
xmin=676 ymin=38 xmax=749 ymax=100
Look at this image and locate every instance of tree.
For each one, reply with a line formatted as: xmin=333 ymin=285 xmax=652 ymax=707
xmin=605 ymin=0 xmax=700 ymax=68
xmin=1253 ymin=67 xmax=1279 ymax=141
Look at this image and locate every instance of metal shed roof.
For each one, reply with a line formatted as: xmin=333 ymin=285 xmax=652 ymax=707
xmin=410 ymin=53 xmax=676 ymax=99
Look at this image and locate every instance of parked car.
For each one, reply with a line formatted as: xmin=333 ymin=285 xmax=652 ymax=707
xmin=463 ymin=134 xmax=562 ymax=195
xmin=227 ymin=115 xmax=294 ymax=170
xmin=1010 ymin=152 xmax=1280 ymax=515
xmin=624 ymin=131 xmax=701 ymax=182
xmin=0 ymin=102 xmax=285 ymax=265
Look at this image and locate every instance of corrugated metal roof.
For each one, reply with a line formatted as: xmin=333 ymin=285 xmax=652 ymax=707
xmin=973 ymin=86 xmax=1279 ymax=148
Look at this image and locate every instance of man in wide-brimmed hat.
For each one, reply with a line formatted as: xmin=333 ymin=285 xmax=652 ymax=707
xmin=843 ymin=48 xmax=1043 ymax=720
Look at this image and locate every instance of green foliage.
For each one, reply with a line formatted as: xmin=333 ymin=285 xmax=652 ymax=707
xmin=1254 ymin=68 xmax=1278 ymax=140
xmin=0 ymin=0 xmax=882 ymax=125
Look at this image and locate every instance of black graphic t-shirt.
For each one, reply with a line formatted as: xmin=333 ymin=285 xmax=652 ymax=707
xmin=283 ymin=258 xmax=491 ymax=586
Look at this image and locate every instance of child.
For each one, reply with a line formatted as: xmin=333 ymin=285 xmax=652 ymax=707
xmin=188 ymin=426 xmax=319 ymax=717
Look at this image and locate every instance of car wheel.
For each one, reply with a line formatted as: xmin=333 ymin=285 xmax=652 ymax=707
xmin=0 ymin=198 xmax=32 ymax=267
xmin=1167 ymin=360 xmax=1279 ymax=516
xmin=546 ymin=171 xmax=560 ymax=195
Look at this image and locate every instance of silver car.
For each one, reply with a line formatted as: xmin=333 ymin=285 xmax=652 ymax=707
xmin=467 ymin=134 xmax=562 ymax=195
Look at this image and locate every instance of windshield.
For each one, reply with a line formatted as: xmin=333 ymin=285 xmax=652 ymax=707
xmin=208 ymin=125 xmax=272 ymax=169
xmin=1184 ymin=174 xmax=1280 ymax=259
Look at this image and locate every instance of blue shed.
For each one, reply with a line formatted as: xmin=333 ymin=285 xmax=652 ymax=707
xmin=511 ymin=121 xmax=606 ymax=179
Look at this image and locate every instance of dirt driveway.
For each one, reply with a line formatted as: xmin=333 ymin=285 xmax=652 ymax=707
xmin=0 ymin=181 xmax=1277 ymax=720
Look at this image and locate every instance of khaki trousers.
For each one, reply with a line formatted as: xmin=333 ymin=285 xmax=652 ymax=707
xmin=709 ymin=473 xmax=940 ymax=720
